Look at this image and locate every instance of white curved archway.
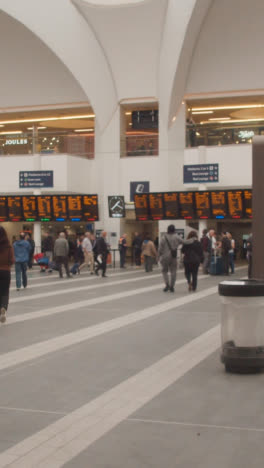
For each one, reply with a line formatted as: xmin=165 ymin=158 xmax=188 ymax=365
xmin=0 ymin=0 xmax=117 ymax=130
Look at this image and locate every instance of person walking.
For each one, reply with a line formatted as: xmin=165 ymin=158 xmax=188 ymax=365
xmin=54 ymin=232 xmax=71 ymax=278
xmin=141 ymin=235 xmax=157 ymax=272
xmin=42 ymin=232 xmax=54 ymax=273
xmin=227 ymin=232 xmax=235 ymax=274
xmin=182 ymin=231 xmax=203 ymax=292
xmin=79 ymin=232 xmax=94 ymax=274
xmin=158 ymin=225 xmax=189 ymax=293
xmin=132 ymin=232 xmax=142 ymax=266
xmin=119 ymin=233 xmax=128 ymax=268
xmin=13 ymin=232 xmax=31 ymax=291
xmin=200 ymin=229 xmax=209 ymax=274
xmin=0 ymin=226 xmax=14 ymax=322
xmin=221 ymin=232 xmax=231 ymax=275
xmin=70 ymin=235 xmax=84 ymax=275
xmin=25 ymin=233 xmax=35 ymax=269
xmin=95 ymin=231 xmax=108 ymax=277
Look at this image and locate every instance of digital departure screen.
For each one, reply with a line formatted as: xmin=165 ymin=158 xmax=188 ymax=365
xmin=8 ymin=196 xmax=23 ymax=222
xmin=243 ymin=189 xmax=252 ymax=219
xmin=68 ymin=195 xmax=83 ymax=221
xmin=195 ymin=191 xmax=211 ymax=219
xmin=37 ymin=196 xmax=52 ymax=222
xmin=179 ymin=192 xmax=195 ymax=219
xmin=210 ymin=191 xmax=228 ymax=219
xmin=134 ymin=194 xmax=149 ymax=220
xmin=22 ymin=196 xmax=38 ymax=221
xmin=227 ymin=190 xmax=243 ymax=219
xmin=82 ymin=195 xmax=99 ymax=221
xmin=52 ymin=195 xmax=67 ymax=221
xmin=149 ymin=193 xmax=164 ymax=220
xmin=0 ymin=196 xmax=8 ymax=222
xmin=163 ymin=192 xmax=179 ymax=219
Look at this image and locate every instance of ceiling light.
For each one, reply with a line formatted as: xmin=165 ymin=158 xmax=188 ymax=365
xmin=209 ymin=117 xmax=231 ymax=121
xmin=125 ymin=112 xmax=132 ymax=115
xmin=172 ymin=116 xmax=177 ymax=122
xmin=0 ymin=130 xmax=22 ymax=135
xmin=129 ymin=123 xmax=132 ymax=126
xmin=192 ymin=104 xmax=264 ymax=111
xmin=27 ymin=126 xmax=47 ymax=130
xmin=0 ymin=125 xmax=4 ymax=128
xmin=192 ymin=111 xmax=214 ymax=115
xmin=74 ymin=129 xmax=94 ymax=132
xmin=219 ymin=118 xmax=264 ymax=123
xmin=0 ymin=114 xmax=95 ymax=125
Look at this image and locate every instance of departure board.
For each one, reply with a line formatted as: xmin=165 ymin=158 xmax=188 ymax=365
xmin=0 ymin=196 xmax=8 ymax=222
xmin=8 ymin=196 xmax=23 ymax=222
xmin=134 ymin=194 xmax=149 ymax=220
xmin=163 ymin=192 xmax=179 ymax=219
xmin=37 ymin=196 xmax=52 ymax=222
xmin=210 ymin=191 xmax=228 ymax=218
xmin=227 ymin=190 xmax=243 ymax=219
xmin=243 ymin=189 xmax=252 ymax=219
xmin=52 ymin=195 xmax=67 ymax=221
xmin=68 ymin=195 xmax=83 ymax=221
xmin=179 ymin=192 xmax=195 ymax=219
xmin=149 ymin=193 xmax=164 ymax=220
xmin=22 ymin=196 xmax=38 ymax=221
xmin=195 ymin=191 xmax=211 ymax=219
xmin=82 ymin=195 xmax=99 ymax=221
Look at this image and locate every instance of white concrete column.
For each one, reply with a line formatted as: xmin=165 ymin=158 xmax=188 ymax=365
xmin=197 ymin=146 xmax=208 ymax=238
xmin=33 ymin=188 xmax=41 ymax=253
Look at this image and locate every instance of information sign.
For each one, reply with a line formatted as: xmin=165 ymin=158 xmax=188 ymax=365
xmin=134 ymin=194 xmax=149 ymax=220
xmin=108 ymin=196 xmax=126 ymax=218
xmin=179 ymin=192 xmax=195 ymax=219
xmin=149 ymin=193 xmax=164 ymax=220
xmin=210 ymin=191 xmax=228 ymax=218
xmin=227 ymin=190 xmax=243 ymax=219
xmin=82 ymin=195 xmax=99 ymax=221
xmin=37 ymin=196 xmax=52 ymax=222
xmin=163 ymin=192 xmax=179 ymax=219
xmin=19 ymin=171 xmax=53 ymax=188
xmin=22 ymin=196 xmax=38 ymax=222
xmin=184 ymin=164 xmax=219 ymax=183
xmin=8 ymin=196 xmax=23 ymax=222
xmin=52 ymin=195 xmax=67 ymax=221
xmin=68 ymin=195 xmax=83 ymax=221
xmin=0 ymin=196 xmax=8 ymax=222
xmin=243 ymin=189 xmax=252 ymax=219
xmin=195 ymin=191 xmax=211 ymax=219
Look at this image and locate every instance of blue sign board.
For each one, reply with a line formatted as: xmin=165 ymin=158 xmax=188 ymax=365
xmin=19 ymin=171 xmax=54 ymax=188
xmin=130 ymin=181 xmax=150 ymax=201
xmin=183 ymin=164 xmax=219 ymax=183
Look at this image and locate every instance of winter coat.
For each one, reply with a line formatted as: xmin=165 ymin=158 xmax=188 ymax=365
xmin=13 ymin=240 xmax=31 ymax=263
xmin=182 ymin=239 xmax=203 ymax=265
xmin=141 ymin=240 xmax=157 ymax=258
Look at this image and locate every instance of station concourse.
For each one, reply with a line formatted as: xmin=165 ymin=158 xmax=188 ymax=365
xmin=0 ymin=0 xmax=263 ymax=466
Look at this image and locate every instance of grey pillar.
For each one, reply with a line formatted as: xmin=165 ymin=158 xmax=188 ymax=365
xmin=252 ymin=136 xmax=264 ymax=279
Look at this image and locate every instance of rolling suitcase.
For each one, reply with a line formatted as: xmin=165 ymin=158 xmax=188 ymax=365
xmin=210 ymin=254 xmax=223 ymax=275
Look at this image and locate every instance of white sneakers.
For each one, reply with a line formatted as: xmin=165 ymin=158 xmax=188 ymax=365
xmin=0 ymin=307 xmax=6 ymax=323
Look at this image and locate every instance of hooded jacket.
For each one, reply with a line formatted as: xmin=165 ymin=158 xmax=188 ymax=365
xmin=13 ymin=240 xmax=31 ymax=263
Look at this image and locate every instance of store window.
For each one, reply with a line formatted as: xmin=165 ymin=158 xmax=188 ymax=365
xmin=120 ymin=103 xmax=159 ymax=157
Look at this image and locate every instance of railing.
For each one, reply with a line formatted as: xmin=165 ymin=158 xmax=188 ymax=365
xmin=121 ymin=134 xmax=158 ymax=157
xmin=0 ymin=132 xmax=95 ymax=159
xmin=186 ymin=123 xmax=264 ymax=148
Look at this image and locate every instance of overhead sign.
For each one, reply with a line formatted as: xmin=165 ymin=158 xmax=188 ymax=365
xmin=130 ymin=181 xmax=149 ymax=202
xmin=184 ymin=164 xmax=219 ymax=183
xmin=19 ymin=171 xmax=53 ymax=188
xmin=108 ymin=196 xmax=126 ymax=218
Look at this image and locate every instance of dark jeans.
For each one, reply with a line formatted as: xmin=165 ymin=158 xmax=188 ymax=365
xmin=120 ymin=249 xmax=126 ymax=268
xmin=28 ymin=253 xmax=34 ymax=269
xmin=15 ymin=262 xmax=28 ymax=289
xmin=134 ymin=249 xmax=141 ymax=266
xmin=0 ymin=270 xmax=11 ymax=310
xmin=56 ymin=256 xmax=70 ymax=278
xmin=222 ymin=254 xmax=229 ymax=275
xmin=248 ymin=255 xmax=252 ymax=279
xmin=96 ymin=253 xmax=107 ymax=276
xmin=184 ymin=263 xmax=199 ymax=291
xmin=144 ymin=255 xmax=153 ymax=272
xmin=229 ymin=252 xmax=234 ymax=273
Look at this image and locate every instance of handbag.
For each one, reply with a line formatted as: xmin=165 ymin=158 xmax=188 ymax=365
xmin=165 ymin=237 xmax=177 ymax=258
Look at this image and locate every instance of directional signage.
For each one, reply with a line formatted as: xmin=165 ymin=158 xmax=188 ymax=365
xmin=19 ymin=171 xmax=53 ymax=188
xmin=184 ymin=164 xmax=219 ymax=183
xmin=108 ymin=196 xmax=126 ymax=218
xmin=130 ymin=181 xmax=149 ymax=202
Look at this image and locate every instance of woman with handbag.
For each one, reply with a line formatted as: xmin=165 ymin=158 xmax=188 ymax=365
xmin=182 ymin=231 xmax=203 ymax=292
xmin=0 ymin=226 xmax=14 ymax=323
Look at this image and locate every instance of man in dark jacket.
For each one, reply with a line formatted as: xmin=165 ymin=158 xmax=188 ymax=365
xmin=221 ymin=232 xmax=231 ymax=275
xmin=54 ymin=232 xmax=71 ymax=278
xmin=95 ymin=231 xmax=108 ymax=277
xmin=42 ymin=232 xmax=54 ymax=273
xmin=132 ymin=232 xmax=142 ymax=266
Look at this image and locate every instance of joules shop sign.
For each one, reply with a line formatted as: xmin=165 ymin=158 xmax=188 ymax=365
xmin=5 ymin=138 xmax=28 ymax=145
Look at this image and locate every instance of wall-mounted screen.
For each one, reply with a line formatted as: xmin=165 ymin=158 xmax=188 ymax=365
xmin=68 ymin=195 xmax=83 ymax=221
xmin=149 ymin=193 xmax=164 ymax=220
xmin=210 ymin=191 xmax=228 ymax=219
xmin=179 ymin=192 xmax=195 ymax=219
xmin=0 ymin=196 xmax=8 ymax=222
xmin=195 ymin=191 xmax=211 ymax=219
xmin=8 ymin=196 xmax=23 ymax=222
xmin=227 ymin=190 xmax=243 ymax=219
xmin=22 ymin=196 xmax=38 ymax=221
xmin=37 ymin=196 xmax=52 ymax=222
xmin=243 ymin=189 xmax=252 ymax=219
xmin=82 ymin=195 xmax=99 ymax=221
xmin=52 ymin=195 xmax=67 ymax=221
xmin=134 ymin=193 xmax=149 ymax=220
xmin=163 ymin=192 xmax=179 ymax=219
